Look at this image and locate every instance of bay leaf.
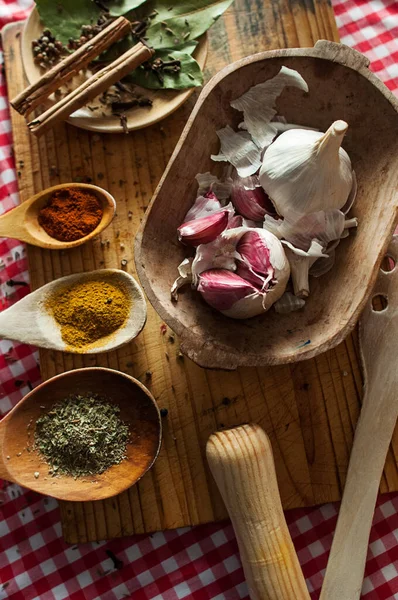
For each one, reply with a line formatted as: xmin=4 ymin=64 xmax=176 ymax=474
xmin=125 ymin=48 xmax=203 ymax=89
xmin=104 ymin=0 xmax=147 ymax=17
xmin=35 ymin=0 xmax=101 ymax=45
xmin=138 ymin=0 xmax=234 ymax=50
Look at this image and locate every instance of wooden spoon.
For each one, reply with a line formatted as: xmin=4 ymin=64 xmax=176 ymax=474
xmin=0 ymin=269 xmax=146 ymax=354
xmin=0 ymin=367 xmax=161 ymax=501
xmin=320 ymin=235 xmax=398 ymax=600
xmin=207 ymin=424 xmax=310 ymax=600
xmin=0 ymin=183 xmax=115 ymax=249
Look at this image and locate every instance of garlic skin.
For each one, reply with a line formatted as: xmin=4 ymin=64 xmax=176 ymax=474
xmin=195 ymin=172 xmax=232 ymax=200
xmin=230 ymin=66 xmax=309 ymax=149
xmin=183 ymin=194 xmax=221 ymax=222
xmin=260 ymin=120 xmax=353 ymax=219
xmin=171 ymin=258 xmax=193 ymax=301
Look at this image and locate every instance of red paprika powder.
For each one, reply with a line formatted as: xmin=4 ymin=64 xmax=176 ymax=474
xmin=38 ymin=187 xmax=103 ymax=242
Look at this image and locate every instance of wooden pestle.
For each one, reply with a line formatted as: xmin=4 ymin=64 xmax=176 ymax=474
xmin=206 ymin=424 xmax=310 ymax=600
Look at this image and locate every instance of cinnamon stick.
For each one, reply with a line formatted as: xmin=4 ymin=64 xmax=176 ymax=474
xmin=28 ymin=42 xmax=154 ymax=137
xmin=11 ymin=16 xmax=132 ymax=116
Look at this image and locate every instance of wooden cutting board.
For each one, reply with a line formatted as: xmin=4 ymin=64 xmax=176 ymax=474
xmin=3 ymin=1 xmax=398 ymax=545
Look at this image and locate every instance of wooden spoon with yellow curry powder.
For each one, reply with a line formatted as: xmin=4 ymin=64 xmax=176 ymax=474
xmin=0 ymin=270 xmax=146 ymax=353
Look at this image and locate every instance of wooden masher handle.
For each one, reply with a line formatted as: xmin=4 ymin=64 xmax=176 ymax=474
xmin=206 ymin=424 xmax=310 ymax=600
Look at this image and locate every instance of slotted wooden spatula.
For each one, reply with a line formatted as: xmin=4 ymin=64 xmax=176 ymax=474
xmin=320 ymin=234 xmax=398 ymax=599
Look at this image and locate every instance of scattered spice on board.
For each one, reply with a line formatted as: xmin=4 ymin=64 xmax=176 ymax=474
xmin=46 ymin=278 xmax=130 ymax=349
xmin=38 ymin=187 xmax=103 ymax=242
xmin=33 ymin=394 xmax=130 ymax=478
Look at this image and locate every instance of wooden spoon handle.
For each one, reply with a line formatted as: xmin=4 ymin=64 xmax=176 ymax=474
xmin=320 ymin=237 xmax=398 ymax=600
xmin=319 ymin=387 xmax=397 ymax=600
xmin=206 ymin=424 xmax=310 ymax=600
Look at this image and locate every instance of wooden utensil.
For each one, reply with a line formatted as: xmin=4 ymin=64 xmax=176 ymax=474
xmin=320 ymin=235 xmax=398 ymax=600
xmin=207 ymin=424 xmax=310 ymax=600
xmin=136 ymin=40 xmax=398 ymax=370
xmin=0 ymin=183 xmax=115 ymax=249
xmin=0 ymin=269 xmax=146 ymax=353
xmin=20 ymin=8 xmax=208 ymax=134
xmin=0 ymin=367 xmax=162 ymax=501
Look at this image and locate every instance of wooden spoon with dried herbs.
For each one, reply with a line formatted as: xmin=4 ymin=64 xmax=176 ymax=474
xmin=0 ymin=368 xmax=162 ymax=501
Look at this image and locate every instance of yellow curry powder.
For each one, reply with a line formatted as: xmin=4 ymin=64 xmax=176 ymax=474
xmin=47 ymin=279 xmax=130 ymax=349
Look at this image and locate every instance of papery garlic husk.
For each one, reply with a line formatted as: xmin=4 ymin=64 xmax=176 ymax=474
xmin=211 ymin=125 xmax=262 ymax=178
xmin=260 ymin=120 xmax=353 ymax=219
xmin=231 ymin=174 xmax=277 ymax=221
xmin=197 ymin=269 xmax=271 ymax=319
xmin=178 ymin=203 xmax=234 ymax=246
xmin=171 ymin=258 xmax=193 ymax=301
xmin=264 ymin=209 xmax=348 ymax=252
xmin=195 ymin=172 xmax=233 ymax=200
xmin=183 ymin=194 xmax=221 ymax=223
xmin=230 ymin=66 xmax=309 ymax=149
xmin=274 ymin=291 xmax=306 ymax=314
xmin=282 ymin=239 xmax=327 ymax=298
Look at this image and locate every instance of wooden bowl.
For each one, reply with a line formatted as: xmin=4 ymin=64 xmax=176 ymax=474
xmin=21 ymin=8 xmax=208 ymax=133
xmin=0 ymin=368 xmax=162 ymax=501
xmin=135 ymin=40 xmax=398 ymax=370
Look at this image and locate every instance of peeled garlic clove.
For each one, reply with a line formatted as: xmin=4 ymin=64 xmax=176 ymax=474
xmin=231 ymin=175 xmax=276 ymax=221
xmin=183 ymin=195 xmax=222 ymax=223
xmin=260 ymin=120 xmax=353 ymax=219
xmin=282 ymin=239 xmax=327 ymax=298
xmin=211 ymin=125 xmax=262 ymax=178
xmin=197 ymin=269 xmax=268 ymax=319
xmin=178 ymin=207 xmax=231 ymax=246
xmin=171 ymin=258 xmax=193 ymax=301
xmin=230 ymin=66 xmax=309 ymax=149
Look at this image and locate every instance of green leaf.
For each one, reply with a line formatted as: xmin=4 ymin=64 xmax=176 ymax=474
xmin=100 ymin=37 xmax=197 ymax=63
xmin=125 ymin=48 xmax=203 ymax=89
xmin=138 ymin=0 xmax=234 ymax=49
xmin=35 ymin=0 xmax=101 ymax=44
xmin=104 ymin=0 xmax=147 ymax=17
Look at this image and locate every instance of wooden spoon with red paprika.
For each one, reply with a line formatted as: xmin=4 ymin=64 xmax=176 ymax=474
xmin=0 ymin=182 xmax=116 ymax=249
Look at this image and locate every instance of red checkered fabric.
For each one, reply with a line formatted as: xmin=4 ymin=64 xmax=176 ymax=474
xmin=1 ymin=1 xmax=398 ymax=598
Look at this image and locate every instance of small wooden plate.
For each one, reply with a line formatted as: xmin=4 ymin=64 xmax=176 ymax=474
xmin=21 ymin=8 xmax=208 ymax=133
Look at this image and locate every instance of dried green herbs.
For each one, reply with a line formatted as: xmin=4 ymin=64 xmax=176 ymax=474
xmin=34 ymin=394 xmax=129 ymax=478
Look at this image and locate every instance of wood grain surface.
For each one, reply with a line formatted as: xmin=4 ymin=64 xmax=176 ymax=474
xmin=3 ymin=1 xmax=398 ymax=545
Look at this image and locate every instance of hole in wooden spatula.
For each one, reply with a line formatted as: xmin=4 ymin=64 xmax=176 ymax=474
xmin=372 ymin=294 xmax=388 ymax=312
xmin=381 ymin=254 xmax=396 ymax=273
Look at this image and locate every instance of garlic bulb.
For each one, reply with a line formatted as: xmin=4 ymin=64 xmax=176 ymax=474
xmin=259 ymin=120 xmax=353 ymax=219
xmin=195 ymin=228 xmax=289 ymax=318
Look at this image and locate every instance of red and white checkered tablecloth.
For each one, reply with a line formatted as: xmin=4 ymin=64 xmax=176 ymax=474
xmin=0 ymin=0 xmax=397 ymax=598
